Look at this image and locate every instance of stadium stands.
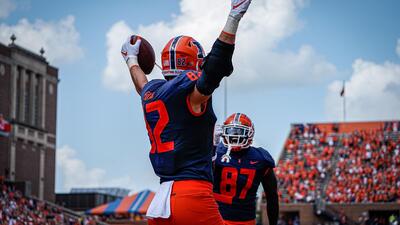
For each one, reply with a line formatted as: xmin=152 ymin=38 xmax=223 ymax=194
xmin=275 ymin=121 xmax=400 ymax=204
xmin=267 ymin=121 xmax=400 ymax=225
xmin=0 ymin=179 xmax=102 ymax=225
xmin=275 ymin=123 xmax=337 ymax=203
xmin=0 ymin=179 xmax=150 ymax=225
xmin=326 ymin=126 xmax=400 ymax=203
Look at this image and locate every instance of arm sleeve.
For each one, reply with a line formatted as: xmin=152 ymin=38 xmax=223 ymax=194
xmin=261 ymin=169 xmax=279 ymax=225
xmin=196 ymin=39 xmax=234 ymax=96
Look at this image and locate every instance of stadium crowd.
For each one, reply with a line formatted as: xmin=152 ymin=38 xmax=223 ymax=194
xmin=276 ymin=122 xmax=400 ymax=204
xmin=275 ymin=124 xmax=336 ymax=203
xmin=0 ymin=178 xmax=98 ymax=225
xmin=326 ymin=127 xmax=400 ymax=203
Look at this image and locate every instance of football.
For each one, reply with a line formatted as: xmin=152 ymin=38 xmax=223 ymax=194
xmin=130 ymin=35 xmax=155 ymax=74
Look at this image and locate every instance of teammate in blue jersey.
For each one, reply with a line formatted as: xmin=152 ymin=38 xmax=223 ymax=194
xmin=120 ymin=1 xmax=253 ymax=225
xmin=213 ymin=113 xmax=279 ymax=225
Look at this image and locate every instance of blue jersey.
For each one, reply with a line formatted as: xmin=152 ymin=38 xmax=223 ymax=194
xmin=213 ymin=143 xmax=275 ymax=221
xmin=141 ymin=71 xmax=217 ymax=183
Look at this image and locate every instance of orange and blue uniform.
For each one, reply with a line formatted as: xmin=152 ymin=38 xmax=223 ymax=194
xmin=213 ymin=143 xmax=276 ymax=225
xmin=141 ymin=71 xmax=216 ymax=183
xmin=143 ymin=35 xmax=236 ymax=225
xmin=142 ymin=71 xmax=224 ymax=225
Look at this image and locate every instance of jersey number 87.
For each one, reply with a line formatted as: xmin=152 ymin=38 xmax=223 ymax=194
xmin=220 ymin=167 xmax=256 ymax=202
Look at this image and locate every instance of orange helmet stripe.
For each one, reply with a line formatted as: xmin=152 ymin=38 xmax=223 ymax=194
xmin=169 ymin=35 xmax=183 ymax=70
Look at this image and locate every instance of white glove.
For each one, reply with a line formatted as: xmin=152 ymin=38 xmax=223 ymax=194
xmin=229 ymin=0 xmax=252 ymax=20
xmin=213 ymin=124 xmax=223 ymax=146
xmin=223 ymin=0 xmax=252 ymax=35
xmin=121 ymin=35 xmax=142 ymax=69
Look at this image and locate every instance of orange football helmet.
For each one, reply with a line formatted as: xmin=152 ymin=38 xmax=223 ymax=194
xmin=222 ymin=113 xmax=254 ymax=151
xmin=161 ymin=35 xmax=205 ymax=80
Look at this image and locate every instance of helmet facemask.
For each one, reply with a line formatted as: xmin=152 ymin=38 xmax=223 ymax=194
xmin=222 ymin=123 xmax=254 ymax=151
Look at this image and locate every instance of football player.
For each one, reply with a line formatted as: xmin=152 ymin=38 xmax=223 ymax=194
xmin=213 ymin=113 xmax=279 ymax=225
xmin=120 ymin=1 xmax=252 ymax=225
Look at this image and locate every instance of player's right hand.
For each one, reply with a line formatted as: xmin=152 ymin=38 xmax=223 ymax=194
xmin=121 ymin=35 xmax=142 ymax=68
xmin=229 ymin=0 xmax=252 ymax=19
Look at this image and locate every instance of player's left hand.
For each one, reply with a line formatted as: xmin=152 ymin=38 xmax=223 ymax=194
xmin=213 ymin=124 xmax=223 ymax=146
xmin=230 ymin=0 xmax=252 ymax=19
xmin=121 ymin=35 xmax=142 ymax=68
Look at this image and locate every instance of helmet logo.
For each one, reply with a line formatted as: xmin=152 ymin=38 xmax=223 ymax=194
xmin=192 ymin=41 xmax=205 ymax=59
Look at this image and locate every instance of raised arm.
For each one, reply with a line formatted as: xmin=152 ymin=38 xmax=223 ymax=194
xmin=128 ymin=65 xmax=148 ymax=95
xmin=121 ymin=37 xmax=148 ymax=95
xmin=189 ymin=0 xmax=252 ymax=110
xmin=261 ymin=168 xmax=279 ymax=225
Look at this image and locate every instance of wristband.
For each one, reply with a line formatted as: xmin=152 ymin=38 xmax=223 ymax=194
xmin=223 ymin=15 xmax=241 ymax=35
xmin=126 ymin=56 xmax=138 ymax=69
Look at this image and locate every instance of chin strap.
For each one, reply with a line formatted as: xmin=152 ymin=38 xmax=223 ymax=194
xmin=221 ymin=145 xmax=232 ymax=163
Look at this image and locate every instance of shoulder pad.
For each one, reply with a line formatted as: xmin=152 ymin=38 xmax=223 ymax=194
xmin=159 ymin=72 xmax=197 ymax=96
xmin=253 ymin=147 xmax=275 ymax=168
xmin=141 ymin=79 xmax=165 ymax=99
xmin=216 ymin=143 xmax=228 ymax=154
xmin=176 ymin=71 xmax=198 ymax=89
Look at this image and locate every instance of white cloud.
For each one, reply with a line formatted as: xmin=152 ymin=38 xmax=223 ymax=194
xmin=0 ymin=0 xmax=15 ymax=19
xmin=103 ymin=0 xmax=336 ymax=92
xmin=325 ymin=59 xmax=400 ymax=121
xmin=102 ymin=21 xmax=136 ymax=92
xmin=0 ymin=16 xmax=83 ymax=64
xmin=57 ymin=145 xmax=137 ymax=192
xmin=397 ymin=39 xmax=400 ymax=58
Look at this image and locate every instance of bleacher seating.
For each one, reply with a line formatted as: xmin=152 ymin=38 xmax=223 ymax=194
xmin=275 ymin=121 xmax=400 ymax=204
xmin=0 ymin=179 xmax=100 ymax=225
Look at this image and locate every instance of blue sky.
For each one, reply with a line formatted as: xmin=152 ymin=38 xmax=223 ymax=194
xmin=1 ymin=0 xmax=399 ymax=193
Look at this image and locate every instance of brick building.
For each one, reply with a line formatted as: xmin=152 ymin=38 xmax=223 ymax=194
xmin=0 ymin=36 xmax=58 ymax=202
